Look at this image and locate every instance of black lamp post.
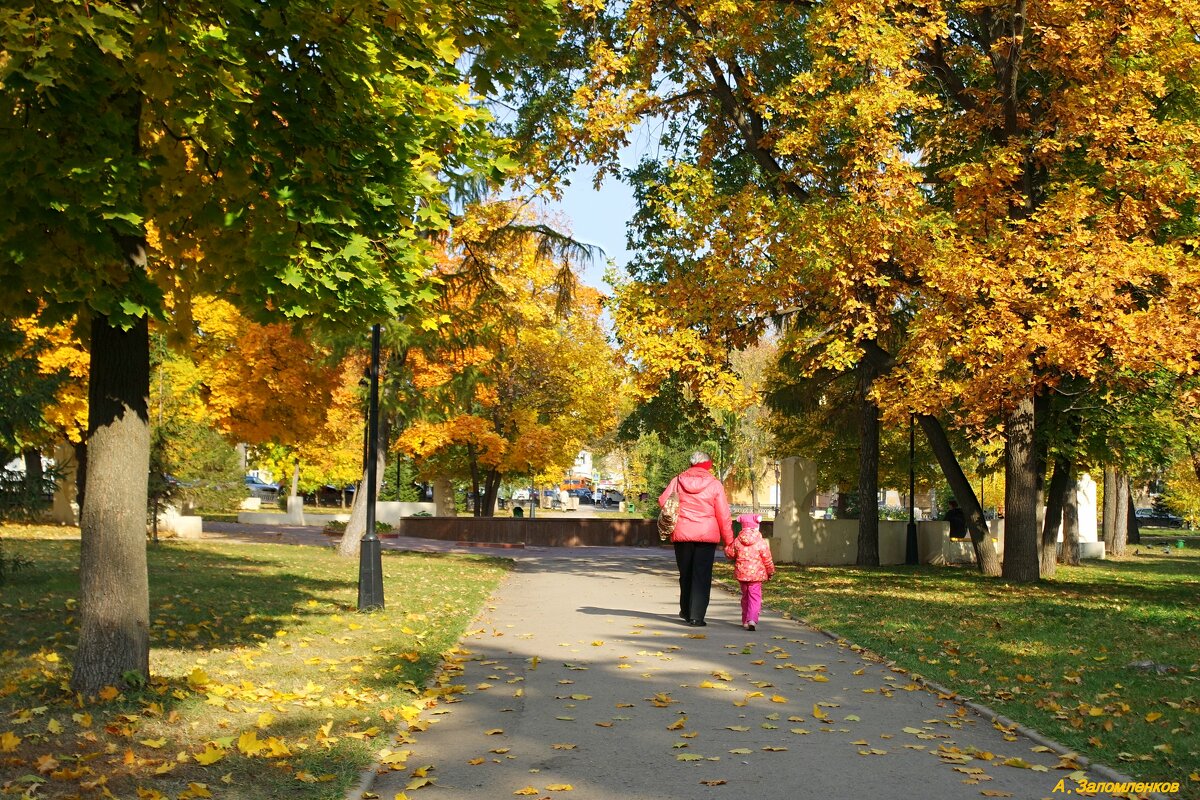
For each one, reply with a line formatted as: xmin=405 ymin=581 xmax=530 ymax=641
xmin=905 ymin=413 xmax=919 ymax=565
xmin=357 ymin=324 xmax=385 ymax=611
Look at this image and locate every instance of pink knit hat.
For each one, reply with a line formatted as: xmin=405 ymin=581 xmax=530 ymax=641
xmin=737 ymin=513 xmax=762 ymax=530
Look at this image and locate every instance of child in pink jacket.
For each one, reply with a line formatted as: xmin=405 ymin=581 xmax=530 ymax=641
xmin=725 ymin=513 xmax=775 ymax=631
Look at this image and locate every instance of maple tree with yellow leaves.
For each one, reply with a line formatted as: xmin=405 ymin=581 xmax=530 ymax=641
xmin=394 ymin=202 xmax=620 ymax=515
xmin=504 ymin=0 xmax=1200 ymax=581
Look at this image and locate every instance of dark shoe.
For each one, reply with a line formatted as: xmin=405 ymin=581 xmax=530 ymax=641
xmin=748 ymin=624 xmax=756 ymax=632
xmin=687 ymin=619 xmax=707 ymax=627
xmin=679 ymin=611 xmax=689 ymax=620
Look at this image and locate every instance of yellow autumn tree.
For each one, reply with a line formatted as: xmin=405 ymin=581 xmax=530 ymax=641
xmin=395 ymin=202 xmax=621 ymax=515
xmin=504 ymin=0 xmax=1200 ymax=580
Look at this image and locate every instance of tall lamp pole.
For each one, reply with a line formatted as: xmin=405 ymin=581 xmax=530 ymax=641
xmin=357 ymin=324 xmax=385 ymax=611
xmin=905 ymin=413 xmax=919 ymax=565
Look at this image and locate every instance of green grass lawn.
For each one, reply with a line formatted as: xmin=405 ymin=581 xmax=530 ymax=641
xmin=0 ymin=525 xmax=508 ymax=800
xmin=717 ymin=547 xmax=1200 ymax=796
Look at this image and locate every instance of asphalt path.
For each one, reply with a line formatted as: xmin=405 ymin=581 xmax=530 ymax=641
xmin=195 ymin=522 xmax=1138 ymax=800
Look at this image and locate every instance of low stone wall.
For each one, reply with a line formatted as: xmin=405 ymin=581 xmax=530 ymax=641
xmin=770 ymin=517 xmax=1006 ymax=566
xmin=392 ymin=516 xmax=776 ymax=548
xmin=395 ymin=516 xmax=660 ymax=547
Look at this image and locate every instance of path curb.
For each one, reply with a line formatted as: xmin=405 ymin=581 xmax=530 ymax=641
xmin=753 ymin=593 xmax=1173 ymax=800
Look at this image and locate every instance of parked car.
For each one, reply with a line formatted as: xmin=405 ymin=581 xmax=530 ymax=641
xmin=596 ymin=489 xmax=625 ymax=507
xmin=568 ymin=488 xmax=593 ymax=503
xmin=1134 ymin=508 xmax=1186 ymax=529
xmin=244 ymin=474 xmax=280 ymax=500
xmin=511 ymin=489 xmax=531 ymax=501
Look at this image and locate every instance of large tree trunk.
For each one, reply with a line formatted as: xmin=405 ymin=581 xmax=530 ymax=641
xmin=478 ymin=469 xmax=502 ymax=518
xmin=1040 ymin=457 xmax=1072 ymax=579
xmin=1002 ymin=395 xmax=1040 ymax=583
xmin=1101 ymin=466 xmax=1117 ymax=548
xmin=22 ymin=448 xmax=45 ymax=510
xmin=337 ymin=414 xmax=392 ymax=558
xmin=74 ymin=440 xmax=88 ymax=513
xmin=1111 ymin=473 xmax=1129 ymax=557
xmin=1126 ymin=494 xmax=1141 ymax=546
xmin=856 ymin=384 xmax=880 ymax=567
xmin=1061 ymin=475 xmax=1081 ymax=566
xmin=916 ymin=414 xmax=1002 ymax=576
xmin=433 ymin=476 xmax=455 ymax=516
xmin=72 ymin=313 xmax=151 ymax=695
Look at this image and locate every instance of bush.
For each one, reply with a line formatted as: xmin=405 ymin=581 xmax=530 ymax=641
xmin=321 ymin=520 xmax=392 ymax=536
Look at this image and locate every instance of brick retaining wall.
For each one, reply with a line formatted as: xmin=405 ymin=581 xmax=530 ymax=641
xmin=395 ymin=516 xmax=774 ymax=548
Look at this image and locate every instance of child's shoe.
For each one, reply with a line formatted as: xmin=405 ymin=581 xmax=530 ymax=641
xmin=748 ymin=622 xmax=756 ymax=631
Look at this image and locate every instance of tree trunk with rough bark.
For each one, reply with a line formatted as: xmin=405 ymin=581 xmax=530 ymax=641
xmin=1126 ymin=494 xmax=1141 ymax=546
xmin=1111 ymin=473 xmax=1129 ymax=557
xmin=433 ymin=476 xmax=455 ymax=516
xmin=856 ymin=385 xmax=880 ymax=567
xmin=337 ymin=414 xmax=392 ymax=559
xmin=1002 ymin=395 xmax=1040 ymax=583
xmin=1102 ymin=466 xmax=1117 ymax=550
xmin=1061 ymin=476 xmax=1081 ymax=566
xmin=916 ymin=414 xmax=1002 ymax=576
xmin=72 ymin=312 xmax=151 ymax=695
xmin=1040 ymin=457 xmax=1072 ymax=579
xmin=478 ymin=469 xmax=502 ymax=517
xmin=22 ymin=448 xmax=44 ymax=511
xmin=74 ymin=441 xmax=88 ymax=513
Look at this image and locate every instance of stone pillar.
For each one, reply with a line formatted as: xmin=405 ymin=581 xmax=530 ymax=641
xmin=285 ymin=496 xmax=305 ymax=525
xmin=769 ymin=457 xmax=818 ymax=564
xmin=1074 ymin=473 xmax=1098 ymax=542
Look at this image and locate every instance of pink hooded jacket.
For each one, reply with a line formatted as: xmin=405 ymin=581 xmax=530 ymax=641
xmin=725 ymin=517 xmax=775 ymax=583
xmin=659 ymin=466 xmax=734 ymax=546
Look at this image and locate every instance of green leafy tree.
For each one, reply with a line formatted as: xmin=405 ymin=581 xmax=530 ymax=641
xmin=0 ymin=0 xmax=558 ymax=693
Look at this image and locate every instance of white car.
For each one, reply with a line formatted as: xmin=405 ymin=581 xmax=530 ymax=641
xmin=511 ymin=489 xmax=531 ymax=501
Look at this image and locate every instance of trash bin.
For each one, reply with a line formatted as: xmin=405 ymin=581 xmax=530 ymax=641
xmin=626 ymin=502 xmax=635 ymax=514
xmin=512 ymin=506 xmax=523 ymax=518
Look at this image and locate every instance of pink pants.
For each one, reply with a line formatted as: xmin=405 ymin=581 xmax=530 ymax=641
xmin=739 ymin=580 xmax=763 ymax=625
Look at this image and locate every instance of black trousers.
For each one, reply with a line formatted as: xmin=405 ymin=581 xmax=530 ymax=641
xmin=674 ymin=541 xmax=717 ymax=622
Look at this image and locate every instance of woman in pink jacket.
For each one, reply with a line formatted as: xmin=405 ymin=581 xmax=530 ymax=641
xmin=659 ymin=451 xmax=734 ymax=627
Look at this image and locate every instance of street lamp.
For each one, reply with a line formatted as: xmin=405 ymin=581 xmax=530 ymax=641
xmin=773 ymin=459 xmax=781 ymax=519
xmin=357 ymin=324 xmax=385 ymax=611
xmin=905 ymin=414 xmax=919 ymax=565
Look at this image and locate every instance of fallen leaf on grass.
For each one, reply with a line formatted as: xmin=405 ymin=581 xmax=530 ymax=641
xmin=194 ymin=745 xmax=226 ymax=765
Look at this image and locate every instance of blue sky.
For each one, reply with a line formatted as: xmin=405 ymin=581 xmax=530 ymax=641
xmin=538 ymin=161 xmax=636 ymax=291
